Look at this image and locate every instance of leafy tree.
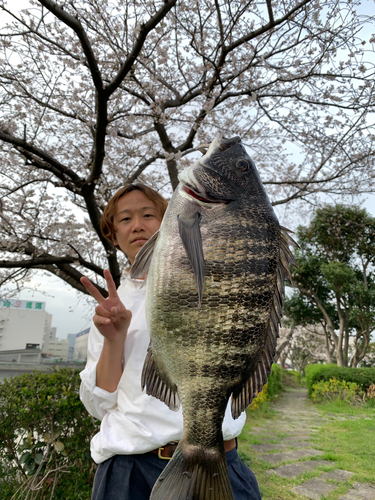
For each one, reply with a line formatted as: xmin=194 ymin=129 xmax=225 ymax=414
xmin=290 ymin=204 xmax=375 ymax=367
xmin=0 ymin=0 xmax=374 ymax=294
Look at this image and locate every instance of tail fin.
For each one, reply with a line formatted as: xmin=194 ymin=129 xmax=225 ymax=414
xmin=150 ymin=442 xmax=234 ymax=500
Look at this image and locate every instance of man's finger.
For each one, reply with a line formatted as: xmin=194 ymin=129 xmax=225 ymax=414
xmin=104 ymin=269 xmax=119 ymax=298
xmin=95 ymin=304 xmax=113 ymax=319
xmin=93 ymin=314 xmax=112 ymax=327
xmin=111 ymin=305 xmax=132 ymax=324
xmin=81 ymin=276 xmax=105 ymax=304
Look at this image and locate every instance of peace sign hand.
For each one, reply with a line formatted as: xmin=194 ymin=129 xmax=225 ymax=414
xmin=81 ymin=270 xmax=132 ymax=343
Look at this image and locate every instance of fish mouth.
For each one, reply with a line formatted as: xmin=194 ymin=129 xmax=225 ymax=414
xmin=219 ymin=136 xmax=241 ymax=151
xmin=179 ymin=162 xmax=223 ymax=203
xmin=195 ymin=135 xmax=241 ymax=155
xmin=181 ymin=185 xmax=221 ymax=203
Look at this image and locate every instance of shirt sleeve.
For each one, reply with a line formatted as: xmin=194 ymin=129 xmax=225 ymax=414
xmin=222 ymin=402 xmax=247 ymax=440
xmin=79 ymin=321 xmax=120 ymax=421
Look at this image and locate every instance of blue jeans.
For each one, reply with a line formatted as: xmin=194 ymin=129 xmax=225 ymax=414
xmin=92 ymin=447 xmax=261 ymax=499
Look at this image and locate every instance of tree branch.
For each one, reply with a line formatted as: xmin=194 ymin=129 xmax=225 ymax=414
xmin=106 ymin=0 xmax=178 ymax=96
xmin=37 ymin=0 xmax=103 ymax=92
xmin=0 ymin=128 xmax=83 ymax=187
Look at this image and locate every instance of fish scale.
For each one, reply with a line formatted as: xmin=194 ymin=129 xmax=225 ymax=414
xmin=131 ymin=135 xmax=297 ymax=500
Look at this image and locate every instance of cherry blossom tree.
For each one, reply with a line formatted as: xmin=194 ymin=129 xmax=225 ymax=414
xmin=0 ymin=0 xmax=374 ymax=294
xmin=275 ymin=325 xmax=328 ymax=373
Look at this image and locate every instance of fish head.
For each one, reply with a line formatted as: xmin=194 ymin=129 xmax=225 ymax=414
xmin=179 ymin=135 xmax=268 ymax=205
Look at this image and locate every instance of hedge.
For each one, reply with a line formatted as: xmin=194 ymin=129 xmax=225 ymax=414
xmin=0 ymin=368 xmax=100 ymax=500
xmin=249 ymin=364 xmax=283 ymax=410
xmin=267 ymin=363 xmax=283 ymax=399
xmin=305 ymin=364 xmax=375 ymax=396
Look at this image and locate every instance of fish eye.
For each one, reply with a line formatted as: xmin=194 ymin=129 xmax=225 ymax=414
xmin=235 ymin=159 xmax=249 ymax=171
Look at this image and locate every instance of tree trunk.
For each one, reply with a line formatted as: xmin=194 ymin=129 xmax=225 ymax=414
xmin=312 ymin=290 xmax=344 ymax=366
xmin=323 ymin=330 xmax=334 ymax=364
xmin=274 ymin=326 xmax=295 ymax=364
xmin=350 ymin=330 xmax=371 ymax=367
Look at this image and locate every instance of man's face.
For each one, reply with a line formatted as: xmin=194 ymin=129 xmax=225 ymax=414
xmin=113 ymin=190 xmax=162 ymax=264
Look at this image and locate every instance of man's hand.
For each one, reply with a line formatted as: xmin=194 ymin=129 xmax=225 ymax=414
xmin=81 ymin=269 xmax=132 ymax=343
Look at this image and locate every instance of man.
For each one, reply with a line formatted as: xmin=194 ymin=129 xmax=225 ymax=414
xmin=80 ymin=183 xmax=261 ymax=499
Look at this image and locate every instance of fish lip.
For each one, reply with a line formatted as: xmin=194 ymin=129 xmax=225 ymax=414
xmin=181 ymin=184 xmax=222 ymax=203
xmin=219 ymin=136 xmax=241 ymax=151
xmin=179 ymin=165 xmax=221 ymax=203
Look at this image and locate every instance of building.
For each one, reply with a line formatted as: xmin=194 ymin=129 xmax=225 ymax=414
xmin=0 ymin=347 xmax=43 ymax=364
xmin=67 ymin=333 xmax=77 ymax=361
xmin=43 ymin=339 xmax=69 ymax=362
xmin=41 ymin=326 xmax=69 ymax=362
xmin=43 ymin=326 xmax=57 ymax=352
xmin=73 ymin=328 xmax=90 ymax=361
xmin=0 ymin=299 xmax=52 ymax=351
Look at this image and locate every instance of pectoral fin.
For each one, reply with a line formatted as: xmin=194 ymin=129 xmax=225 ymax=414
xmin=177 ymin=212 xmax=205 ymax=306
xmin=130 ymin=230 xmax=159 ymax=279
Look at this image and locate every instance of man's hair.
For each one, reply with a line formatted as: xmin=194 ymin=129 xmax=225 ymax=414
xmin=100 ymin=183 xmax=169 ymax=249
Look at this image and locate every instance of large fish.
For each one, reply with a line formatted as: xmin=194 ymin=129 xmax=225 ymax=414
xmin=131 ymin=135 xmax=297 ymax=500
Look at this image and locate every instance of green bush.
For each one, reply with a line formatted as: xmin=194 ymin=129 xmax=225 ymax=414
xmin=0 ymin=368 xmax=99 ymax=499
xmin=249 ymin=364 xmax=283 ymax=411
xmin=282 ymin=370 xmax=304 ymax=388
xmin=305 ymin=364 xmax=375 ymax=397
xmin=267 ymin=364 xmax=283 ymax=399
xmin=311 ymin=377 xmax=363 ymax=404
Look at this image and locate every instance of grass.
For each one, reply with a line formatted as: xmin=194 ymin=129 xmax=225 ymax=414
xmin=237 ymin=391 xmax=375 ymax=500
xmin=312 ymin=401 xmax=375 ymax=484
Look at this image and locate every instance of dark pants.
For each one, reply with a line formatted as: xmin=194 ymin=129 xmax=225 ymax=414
xmin=92 ymin=447 xmax=261 ymax=500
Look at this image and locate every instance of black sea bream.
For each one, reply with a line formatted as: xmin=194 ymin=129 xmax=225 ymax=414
xmin=131 ymin=135 xmax=297 ymax=500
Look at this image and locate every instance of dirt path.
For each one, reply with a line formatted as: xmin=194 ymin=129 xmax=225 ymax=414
xmin=247 ymin=388 xmax=375 ymax=500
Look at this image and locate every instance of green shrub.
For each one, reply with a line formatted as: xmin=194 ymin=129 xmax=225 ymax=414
xmin=311 ymin=377 xmax=363 ymax=404
xmin=305 ymin=364 xmax=375 ymax=396
xmin=249 ymin=364 xmax=283 ymax=411
xmin=282 ymin=370 xmax=304 ymax=388
xmin=0 ymin=368 xmax=99 ymax=499
xmin=267 ymin=364 xmax=283 ymax=399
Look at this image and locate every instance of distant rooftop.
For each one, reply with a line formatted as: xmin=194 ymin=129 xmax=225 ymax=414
xmin=76 ymin=328 xmax=90 ymax=338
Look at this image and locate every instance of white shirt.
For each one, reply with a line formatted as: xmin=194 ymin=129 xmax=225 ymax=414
xmin=80 ymin=272 xmax=246 ymax=464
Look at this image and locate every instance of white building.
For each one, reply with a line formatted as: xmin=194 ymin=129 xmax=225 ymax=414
xmin=44 ymin=339 xmax=70 ymax=362
xmin=67 ymin=333 xmax=77 ymax=361
xmin=0 ymin=299 xmax=52 ymax=351
xmin=73 ymin=328 xmax=90 ymax=361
